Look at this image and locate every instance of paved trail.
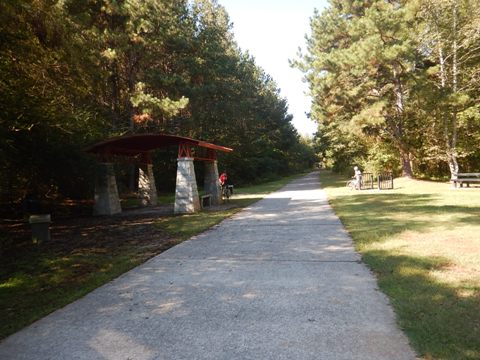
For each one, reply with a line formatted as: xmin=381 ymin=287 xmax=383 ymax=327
xmin=0 ymin=172 xmax=416 ymax=359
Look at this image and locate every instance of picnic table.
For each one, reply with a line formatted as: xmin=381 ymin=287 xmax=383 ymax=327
xmin=451 ymin=172 xmax=480 ymax=188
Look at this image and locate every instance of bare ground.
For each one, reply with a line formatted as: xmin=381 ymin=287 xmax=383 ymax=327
xmin=0 ymin=205 xmax=181 ymax=269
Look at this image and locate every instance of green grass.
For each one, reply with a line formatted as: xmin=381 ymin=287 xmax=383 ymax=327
xmin=320 ymin=170 xmax=480 ymax=360
xmin=0 ymin=248 xmax=145 ymax=339
xmin=0 ymin=171 xmax=308 ymax=340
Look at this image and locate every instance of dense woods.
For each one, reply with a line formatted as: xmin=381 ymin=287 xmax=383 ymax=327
xmin=294 ymin=0 xmax=480 ymax=178
xmin=0 ymin=0 xmax=316 ymax=216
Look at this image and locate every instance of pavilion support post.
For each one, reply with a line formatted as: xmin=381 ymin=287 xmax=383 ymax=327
xmin=138 ymin=164 xmax=158 ymax=206
xmin=174 ymin=157 xmax=200 ymax=214
xmin=93 ymin=163 xmax=122 ymax=215
xmin=204 ymin=160 xmax=221 ymax=205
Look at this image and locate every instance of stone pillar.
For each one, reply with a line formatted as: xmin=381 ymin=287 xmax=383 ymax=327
xmin=138 ymin=164 xmax=158 ymax=206
xmin=93 ymin=163 xmax=121 ymax=215
xmin=204 ymin=160 xmax=221 ymax=205
xmin=174 ymin=157 xmax=200 ymax=214
xmin=29 ymin=214 xmax=51 ymax=244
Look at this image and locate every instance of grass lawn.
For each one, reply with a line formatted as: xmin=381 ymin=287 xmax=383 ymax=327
xmin=320 ymin=170 xmax=480 ymax=360
xmin=0 ymin=172 xmax=307 ymax=340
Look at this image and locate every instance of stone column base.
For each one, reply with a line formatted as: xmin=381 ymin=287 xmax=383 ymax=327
xmin=94 ymin=163 xmax=122 ymax=215
xmin=204 ymin=161 xmax=221 ymax=205
xmin=174 ymin=157 xmax=200 ymax=214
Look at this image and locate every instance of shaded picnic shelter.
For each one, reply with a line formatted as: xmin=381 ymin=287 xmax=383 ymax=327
xmin=85 ymin=133 xmax=233 ymax=215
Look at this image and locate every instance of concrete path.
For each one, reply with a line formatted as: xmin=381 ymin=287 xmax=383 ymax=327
xmin=0 ymin=172 xmax=416 ymax=360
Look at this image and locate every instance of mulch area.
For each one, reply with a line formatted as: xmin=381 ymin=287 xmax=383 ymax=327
xmin=0 ymin=205 xmax=179 ymax=268
xmin=0 ymin=201 xmax=237 ymax=266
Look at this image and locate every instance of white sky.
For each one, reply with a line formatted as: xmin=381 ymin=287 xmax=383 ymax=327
xmin=219 ymin=0 xmax=328 ymax=137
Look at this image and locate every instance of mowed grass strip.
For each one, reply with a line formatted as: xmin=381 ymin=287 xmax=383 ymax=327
xmin=0 ymin=172 xmax=307 ymax=340
xmin=320 ymin=170 xmax=480 ymax=360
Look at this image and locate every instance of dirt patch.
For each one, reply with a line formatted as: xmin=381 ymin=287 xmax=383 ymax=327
xmin=0 ymin=205 xmax=180 ymax=269
xmin=0 ymin=202 xmax=240 ymax=265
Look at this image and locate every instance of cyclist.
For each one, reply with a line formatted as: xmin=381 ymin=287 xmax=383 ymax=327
xmin=219 ymin=171 xmax=227 ymax=187
xmin=219 ymin=171 xmax=230 ymax=199
xmin=353 ymin=166 xmax=362 ymax=190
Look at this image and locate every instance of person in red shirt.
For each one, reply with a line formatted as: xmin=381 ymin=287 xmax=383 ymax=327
xmin=219 ymin=171 xmax=228 ymax=187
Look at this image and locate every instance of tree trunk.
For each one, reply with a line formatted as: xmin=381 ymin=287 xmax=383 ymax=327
xmin=128 ymin=165 xmax=138 ymax=193
xmin=110 ymin=60 xmax=121 ymax=130
xmin=127 ymin=50 xmax=139 ymax=193
xmin=400 ymin=149 xmax=413 ymax=178
xmin=447 ymin=153 xmax=459 ymax=176
xmin=435 ymin=12 xmax=460 ymax=179
xmin=448 ymin=3 xmax=459 ymax=178
xmin=393 ymin=67 xmax=413 ymax=178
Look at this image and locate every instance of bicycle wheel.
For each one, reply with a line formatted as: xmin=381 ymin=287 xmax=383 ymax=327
xmin=222 ymin=186 xmax=229 ymax=201
xmin=346 ymin=180 xmax=355 ymax=190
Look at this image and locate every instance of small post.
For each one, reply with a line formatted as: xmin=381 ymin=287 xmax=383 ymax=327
xmin=29 ymin=214 xmax=51 ymax=244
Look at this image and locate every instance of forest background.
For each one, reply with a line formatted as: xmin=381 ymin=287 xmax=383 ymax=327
xmin=0 ymin=0 xmax=317 ymax=217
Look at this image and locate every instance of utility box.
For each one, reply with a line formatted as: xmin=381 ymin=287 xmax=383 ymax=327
xmin=29 ymin=214 xmax=51 ymax=244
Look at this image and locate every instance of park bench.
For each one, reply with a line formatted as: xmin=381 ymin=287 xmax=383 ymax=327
xmin=200 ymin=194 xmax=212 ymax=208
xmin=451 ymin=172 xmax=480 ymax=188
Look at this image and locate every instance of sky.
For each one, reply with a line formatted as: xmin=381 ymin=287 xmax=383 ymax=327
xmin=219 ymin=0 xmax=328 ymax=137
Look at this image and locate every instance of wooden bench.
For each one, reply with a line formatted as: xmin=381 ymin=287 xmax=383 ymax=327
xmin=200 ymin=194 xmax=212 ymax=208
xmin=451 ymin=173 xmax=480 ymax=188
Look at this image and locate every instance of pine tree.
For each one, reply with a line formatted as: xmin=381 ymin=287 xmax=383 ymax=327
xmin=295 ymin=0 xmax=422 ymax=176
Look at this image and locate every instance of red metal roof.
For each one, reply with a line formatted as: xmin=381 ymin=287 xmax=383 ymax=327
xmin=84 ymin=133 xmax=233 ymax=157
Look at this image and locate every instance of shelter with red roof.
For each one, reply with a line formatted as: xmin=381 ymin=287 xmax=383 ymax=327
xmin=85 ymin=134 xmax=233 ymax=215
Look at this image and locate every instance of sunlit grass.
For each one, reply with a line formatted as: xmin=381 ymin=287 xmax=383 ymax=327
xmin=156 ymin=210 xmax=239 ymax=240
xmin=320 ymin=170 xmax=480 ymax=359
xmin=0 ymin=250 xmax=142 ymax=338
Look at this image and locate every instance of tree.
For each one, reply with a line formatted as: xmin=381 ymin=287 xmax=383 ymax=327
xmin=0 ymin=0 xmax=105 ymax=206
xmin=417 ymin=0 xmax=480 ymax=176
xmin=65 ymin=0 xmax=191 ymax=133
xmin=295 ymin=1 xmax=423 ymax=177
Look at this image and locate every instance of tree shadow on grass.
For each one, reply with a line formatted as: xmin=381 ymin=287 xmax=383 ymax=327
xmin=363 ymin=249 xmax=480 ymax=359
xmin=325 ymin=186 xmax=480 ymax=358
xmin=319 ymin=171 xmax=480 ymax=358
xmin=329 ymin=193 xmax=480 ymax=246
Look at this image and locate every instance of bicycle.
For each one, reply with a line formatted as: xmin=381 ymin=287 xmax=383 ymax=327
xmin=221 ymin=184 xmax=233 ymax=201
xmin=346 ymin=178 xmax=362 ymax=190
xmin=346 ymin=179 xmax=355 ymax=190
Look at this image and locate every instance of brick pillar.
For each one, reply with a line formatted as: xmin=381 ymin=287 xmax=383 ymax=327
xmin=139 ymin=164 xmax=158 ymax=206
xmin=94 ymin=163 xmax=121 ymax=215
xmin=174 ymin=157 xmax=200 ymax=214
xmin=204 ymin=160 xmax=221 ymax=205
